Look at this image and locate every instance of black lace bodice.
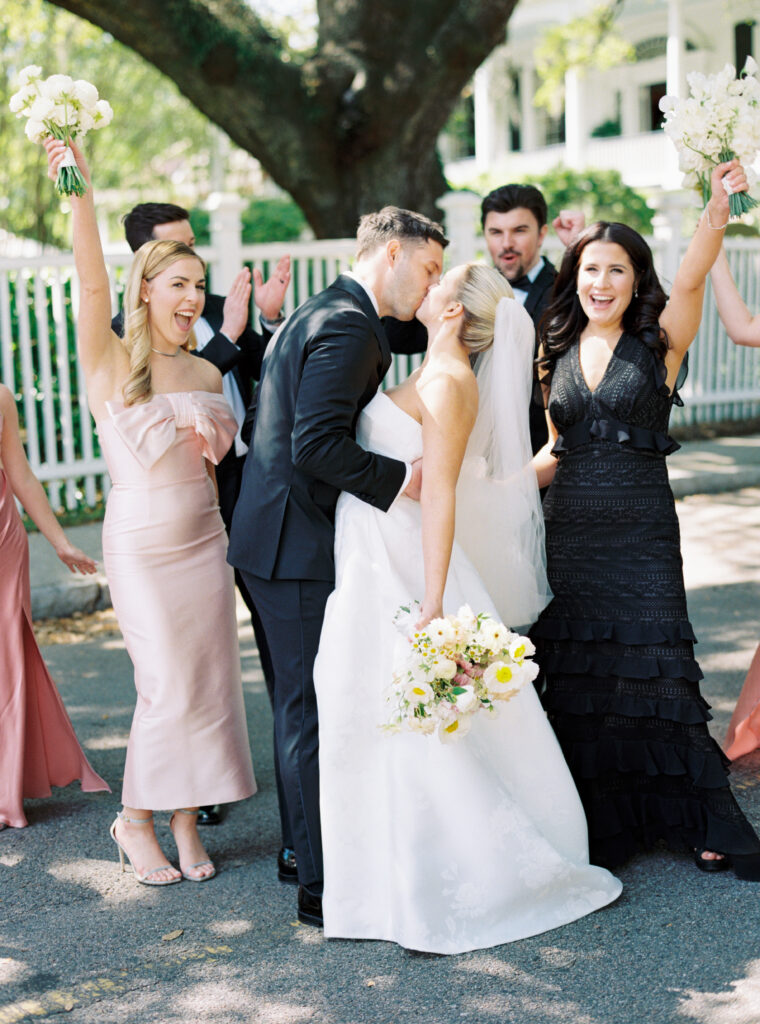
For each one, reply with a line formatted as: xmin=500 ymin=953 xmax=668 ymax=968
xmin=548 ymin=332 xmax=681 ymax=457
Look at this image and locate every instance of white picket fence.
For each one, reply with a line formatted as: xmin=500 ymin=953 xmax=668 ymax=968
xmin=1 ymin=233 xmax=759 ymax=511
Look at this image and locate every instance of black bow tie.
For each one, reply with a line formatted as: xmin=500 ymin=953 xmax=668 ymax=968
xmin=510 ymin=273 xmax=534 ymax=292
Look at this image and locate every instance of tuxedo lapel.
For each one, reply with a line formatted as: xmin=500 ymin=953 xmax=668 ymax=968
xmin=331 ymin=275 xmax=392 ymax=378
xmin=523 ymin=260 xmax=557 ymax=322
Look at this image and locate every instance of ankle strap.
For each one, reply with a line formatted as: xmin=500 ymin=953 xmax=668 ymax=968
xmin=173 ymin=808 xmax=199 ymax=816
xmin=118 ymin=811 xmax=153 ymax=825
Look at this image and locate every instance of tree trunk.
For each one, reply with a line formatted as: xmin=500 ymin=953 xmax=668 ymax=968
xmin=45 ymin=0 xmax=517 ymax=237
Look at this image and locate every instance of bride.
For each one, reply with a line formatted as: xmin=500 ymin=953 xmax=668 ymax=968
xmin=313 ymin=262 xmax=622 ymax=955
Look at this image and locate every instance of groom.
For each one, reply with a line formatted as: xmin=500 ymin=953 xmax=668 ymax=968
xmin=228 ymin=207 xmax=447 ymax=926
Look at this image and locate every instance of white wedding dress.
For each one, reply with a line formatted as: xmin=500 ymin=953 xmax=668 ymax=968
xmin=314 ymin=391 xmax=622 ymax=955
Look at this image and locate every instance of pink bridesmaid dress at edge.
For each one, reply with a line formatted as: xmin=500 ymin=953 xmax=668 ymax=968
xmin=725 ymin=644 xmax=760 ymax=760
xmin=0 ymin=411 xmax=109 ymax=830
xmin=98 ymin=391 xmax=256 ymax=809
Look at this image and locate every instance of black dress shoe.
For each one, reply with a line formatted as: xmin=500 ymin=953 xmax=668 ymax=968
xmin=277 ymin=846 xmax=298 ymax=885
xmin=197 ymin=805 xmax=223 ymax=826
xmin=297 ymin=886 xmax=323 ymax=928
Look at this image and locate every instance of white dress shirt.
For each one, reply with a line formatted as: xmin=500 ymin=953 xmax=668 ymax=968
xmin=193 ymin=317 xmax=248 ymax=458
xmin=510 ymin=257 xmax=546 ymax=306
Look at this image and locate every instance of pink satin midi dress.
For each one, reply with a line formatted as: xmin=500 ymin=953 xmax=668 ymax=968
xmin=98 ymin=391 xmax=256 ymax=810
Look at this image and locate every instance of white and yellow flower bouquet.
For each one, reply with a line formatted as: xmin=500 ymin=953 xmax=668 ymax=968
xmin=384 ymin=602 xmax=539 ymax=743
xmin=9 ymin=65 xmax=113 ymax=197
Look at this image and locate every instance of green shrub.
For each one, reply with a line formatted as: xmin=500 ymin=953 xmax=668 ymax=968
xmin=189 ymin=197 xmax=307 ymax=245
xmin=530 ymin=166 xmax=654 ymax=235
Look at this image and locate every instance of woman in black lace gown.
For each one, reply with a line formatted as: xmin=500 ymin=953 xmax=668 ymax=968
xmin=531 ymin=159 xmax=760 ymax=880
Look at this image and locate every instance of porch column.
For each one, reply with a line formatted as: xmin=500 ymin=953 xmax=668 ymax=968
xmin=519 ymin=63 xmax=537 ymax=152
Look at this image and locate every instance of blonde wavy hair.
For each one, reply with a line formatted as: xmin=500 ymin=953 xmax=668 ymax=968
xmin=121 ymin=240 xmax=205 ymax=406
xmin=454 ymin=263 xmax=514 ymax=354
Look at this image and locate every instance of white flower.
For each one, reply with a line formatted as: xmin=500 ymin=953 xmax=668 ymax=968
xmin=9 ymin=84 xmax=37 ymax=115
xmin=74 ymin=109 xmax=96 ymax=135
xmin=427 ymin=616 xmax=457 ymax=648
xmin=455 ymin=604 xmax=478 ymax=631
xmin=408 ymin=714 xmax=436 ymax=735
xmin=18 ymin=64 xmax=43 ymax=86
xmin=744 ymin=55 xmax=759 ymax=77
xmin=484 ymin=658 xmax=536 ymax=699
xmin=93 ymin=98 xmax=113 ymax=128
xmin=40 ymin=74 xmax=74 ymax=99
xmin=475 ymin=617 xmax=510 ymax=655
xmin=24 ymin=119 xmax=48 ymax=143
xmin=658 ymin=94 xmax=677 ymax=115
xmin=29 ymin=94 xmax=57 ymax=122
xmin=73 ymin=79 xmax=99 ymax=109
xmin=404 ymin=680 xmax=435 ymax=706
xmin=429 ymin=655 xmax=457 ymax=681
xmin=508 ymin=635 xmax=535 ymax=662
xmin=438 ymin=715 xmax=471 ymax=743
xmin=454 ymin=687 xmax=478 ymax=713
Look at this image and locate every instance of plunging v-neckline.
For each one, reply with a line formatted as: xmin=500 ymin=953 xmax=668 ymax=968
xmin=577 ymin=333 xmax=626 ymax=395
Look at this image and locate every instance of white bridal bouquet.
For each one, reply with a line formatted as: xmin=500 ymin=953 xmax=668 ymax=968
xmin=384 ymin=602 xmax=539 ymax=743
xmin=9 ymin=65 xmax=113 ymax=197
xmin=659 ymin=57 xmax=759 ymax=217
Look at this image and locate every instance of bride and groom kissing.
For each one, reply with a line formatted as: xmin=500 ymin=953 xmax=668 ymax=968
xmin=227 ymin=206 xmax=621 ymax=955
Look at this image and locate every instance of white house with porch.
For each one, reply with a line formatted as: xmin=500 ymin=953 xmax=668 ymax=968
xmin=443 ymin=0 xmax=758 ymax=193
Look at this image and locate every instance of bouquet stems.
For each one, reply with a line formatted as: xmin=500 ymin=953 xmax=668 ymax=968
xmin=701 ymin=148 xmax=759 ymax=217
xmin=48 ymin=122 xmax=88 ymax=198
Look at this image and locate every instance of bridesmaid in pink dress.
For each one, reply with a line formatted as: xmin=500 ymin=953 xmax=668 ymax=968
xmin=710 ymin=248 xmax=760 ymax=760
xmin=44 ymin=140 xmax=255 ymax=885
xmin=0 ymin=384 xmax=109 ymax=830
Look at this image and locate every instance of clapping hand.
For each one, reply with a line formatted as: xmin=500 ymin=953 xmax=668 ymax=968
xmin=221 ymin=268 xmax=253 ymax=342
xmin=253 ymin=255 xmax=291 ymax=321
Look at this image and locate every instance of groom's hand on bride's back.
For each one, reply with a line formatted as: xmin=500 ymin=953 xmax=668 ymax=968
xmin=404 ymin=458 xmax=423 ymax=501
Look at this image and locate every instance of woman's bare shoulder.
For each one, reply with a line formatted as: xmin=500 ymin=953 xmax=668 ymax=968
xmin=187 ymin=353 xmax=224 ymax=394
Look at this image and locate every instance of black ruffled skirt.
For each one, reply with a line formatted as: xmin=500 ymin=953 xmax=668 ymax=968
xmin=533 ymin=439 xmax=760 ymax=868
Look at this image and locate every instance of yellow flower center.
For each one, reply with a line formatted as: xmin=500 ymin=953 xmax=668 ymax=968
xmin=496 ymin=665 xmax=513 ymax=683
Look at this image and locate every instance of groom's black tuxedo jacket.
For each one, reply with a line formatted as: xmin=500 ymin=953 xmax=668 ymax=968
xmin=227 ymin=275 xmax=408 ymax=583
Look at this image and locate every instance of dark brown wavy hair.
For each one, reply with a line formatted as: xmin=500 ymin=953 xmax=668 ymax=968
xmin=537 ymin=222 xmax=669 ymax=385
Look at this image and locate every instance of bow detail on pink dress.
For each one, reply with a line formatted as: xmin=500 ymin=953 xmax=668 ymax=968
xmin=105 ymin=392 xmax=238 ymax=469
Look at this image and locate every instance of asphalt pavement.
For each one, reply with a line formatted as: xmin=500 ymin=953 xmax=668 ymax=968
xmin=1 ymin=436 xmax=760 ymax=1023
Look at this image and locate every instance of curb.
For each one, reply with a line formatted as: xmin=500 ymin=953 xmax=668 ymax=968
xmin=668 ymin=467 xmax=760 ymax=499
xmin=31 ymin=576 xmax=111 ymax=621
xmin=28 ymin=462 xmax=760 ymax=621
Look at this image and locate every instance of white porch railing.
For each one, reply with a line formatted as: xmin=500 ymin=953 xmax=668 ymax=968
xmin=1 ymin=197 xmax=759 ymax=510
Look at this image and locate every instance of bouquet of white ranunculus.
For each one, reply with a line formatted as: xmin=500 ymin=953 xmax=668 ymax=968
xmin=9 ymin=65 xmax=113 ymax=197
xmin=383 ymin=602 xmax=539 ymax=743
xmin=659 ymin=57 xmax=759 ymax=218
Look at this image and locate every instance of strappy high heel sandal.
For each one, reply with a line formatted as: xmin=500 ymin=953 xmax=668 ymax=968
xmin=169 ymin=808 xmax=216 ymax=882
xmin=109 ymin=811 xmax=181 ymax=886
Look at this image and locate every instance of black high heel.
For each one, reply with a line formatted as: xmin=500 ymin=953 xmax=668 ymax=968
xmin=693 ymin=848 xmax=730 ymax=873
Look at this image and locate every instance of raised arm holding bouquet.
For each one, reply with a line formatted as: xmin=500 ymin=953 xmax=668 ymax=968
xmin=42 ymin=137 xmax=255 ymax=887
xmin=659 ymin=57 xmax=759 ymax=217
